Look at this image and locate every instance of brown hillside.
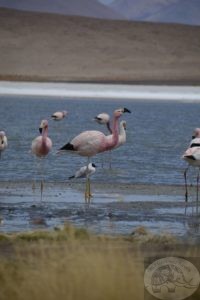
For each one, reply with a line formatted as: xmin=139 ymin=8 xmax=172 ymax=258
xmin=0 ymin=8 xmax=200 ymax=84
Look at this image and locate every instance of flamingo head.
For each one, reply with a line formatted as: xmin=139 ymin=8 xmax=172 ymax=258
xmin=39 ymin=120 xmax=48 ymax=134
xmin=62 ymin=111 xmax=68 ymax=117
xmin=114 ymin=107 xmax=131 ymax=118
xmin=0 ymin=131 xmax=6 ymax=138
xmin=192 ymin=128 xmax=200 ymax=139
xmin=94 ymin=113 xmax=110 ymax=124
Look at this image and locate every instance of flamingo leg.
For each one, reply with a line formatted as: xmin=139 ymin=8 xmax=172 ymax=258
xmin=109 ymin=150 xmax=112 ymax=169
xmin=40 ymin=180 xmax=44 ymax=201
xmin=184 ymin=166 xmax=189 ymax=202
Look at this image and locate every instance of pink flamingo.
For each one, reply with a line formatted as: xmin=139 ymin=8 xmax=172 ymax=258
xmin=51 ymin=110 xmax=68 ymax=121
xmin=182 ymin=128 xmax=200 ymax=206
xmin=31 ymin=120 xmax=52 ymax=200
xmin=0 ymin=131 xmax=8 ymax=159
xmin=59 ymin=107 xmax=131 ymax=200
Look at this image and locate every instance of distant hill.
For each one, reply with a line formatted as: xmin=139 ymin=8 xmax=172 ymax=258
xmin=0 ymin=8 xmax=200 ymax=84
xmin=110 ymin=0 xmax=200 ymax=25
xmin=0 ymin=0 xmax=122 ymax=19
xmin=146 ymin=0 xmax=200 ymax=25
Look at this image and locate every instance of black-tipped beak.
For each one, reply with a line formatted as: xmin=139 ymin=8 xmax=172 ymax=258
xmin=39 ymin=127 xmax=42 ymax=134
xmin=92 ymin=163 xmax=97 ymax=168
xmin=192 ymin=136 xmax=195 ymax=139
xmin=123 ymin=108 xmax=131 ymax=113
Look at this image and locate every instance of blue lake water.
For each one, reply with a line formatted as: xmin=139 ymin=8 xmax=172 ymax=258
xmin=0 ymin=95 xmax=199 ymax=185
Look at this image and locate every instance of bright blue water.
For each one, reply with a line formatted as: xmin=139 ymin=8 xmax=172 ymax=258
xmin=0 ymin=95 xmax=198 ymax=185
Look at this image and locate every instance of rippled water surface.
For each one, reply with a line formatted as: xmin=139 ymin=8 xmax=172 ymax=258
xmin=1 ymin=95 xmax=200 ymax=236
xmin=0 ymin=95 xmax=199 ymax=185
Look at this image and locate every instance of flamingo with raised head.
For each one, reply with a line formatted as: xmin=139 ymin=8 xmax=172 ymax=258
xmin=59 ymin=107 xmax=131 ymax=200
xmin=182 ymin=128 xmax=200 ymax=206
xmin=31 ymin=120 xmax=52 ymax=200
xmin=51 ymin=110 xmax=68 ymax=121
xmin=0 ymin=131 xmax=8 ymax=158
xmin=94 ymin=113 xmax=112 ymax=133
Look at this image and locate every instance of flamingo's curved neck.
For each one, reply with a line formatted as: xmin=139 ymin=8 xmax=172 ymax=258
xmin=105 ymin=115 xmax=119 ymax=150
xmin=42 ymin=127 xmax=48 ymax=143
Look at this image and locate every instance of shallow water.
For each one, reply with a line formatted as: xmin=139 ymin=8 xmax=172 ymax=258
xmin=0 ymin=95 xmax=199 ymax=185
xmin=1 ymin=95 xmax=200 ymax=238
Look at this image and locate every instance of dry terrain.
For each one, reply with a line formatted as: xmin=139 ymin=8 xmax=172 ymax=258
xmin=0 ymin=8 xmax=200 ymax=84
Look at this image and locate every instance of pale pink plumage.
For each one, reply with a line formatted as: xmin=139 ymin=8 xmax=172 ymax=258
xmin=31 ymin=120 xmax=52 ymax=157
xmin=60 ymin=108 xmax=130 ymax=157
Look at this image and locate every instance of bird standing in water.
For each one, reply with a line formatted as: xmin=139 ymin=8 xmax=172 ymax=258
xmin=182 ymin=128 xmax=200 ymax=209
xmin=59 ymin=107 xmax=131 ymax=201
xmin=0 ymin=131 xmax=8 ymax=158
xmin=31 ymin=120 xmax=52 ymax=200
xmin=69 ymin=163 xmax=96 ymax=198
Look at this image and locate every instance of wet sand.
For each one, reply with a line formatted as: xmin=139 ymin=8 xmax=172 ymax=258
xmin=0 ymin=181 xmax=199 ymax=242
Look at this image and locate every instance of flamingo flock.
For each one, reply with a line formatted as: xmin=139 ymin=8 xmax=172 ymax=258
xmin=0 ymin=106 xmax=131 ymax=202
xmin=2 ymin=102 xmax=200 ymax=209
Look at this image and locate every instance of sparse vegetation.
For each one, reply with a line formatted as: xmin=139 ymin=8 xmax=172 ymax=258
xmin=0 ymin=224 xmax=199 ymax=300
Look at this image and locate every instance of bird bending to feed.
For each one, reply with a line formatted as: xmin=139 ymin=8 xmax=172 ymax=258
xmin=59 ymin=107 xmax=131 ymax=201
xmin=182 ymin=127 xmax=200 ymax=205
xmin=51 ymin=110 xmax=68 ymax=121
xmin=69 ymin=163 xmax=96 ymax=198
xmin=0 ymin=131 xmax=8 ymax=158
xmin=69 ymin=163 xmax=96 ymax=180
xmin=31 ymin=120 xmax=52 ymax=200
xmin=94 ymin=113 xmax=112 ymax=134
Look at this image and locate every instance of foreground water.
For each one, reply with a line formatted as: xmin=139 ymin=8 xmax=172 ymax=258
xmin=1 ymin=95 xmax=200 ymax=238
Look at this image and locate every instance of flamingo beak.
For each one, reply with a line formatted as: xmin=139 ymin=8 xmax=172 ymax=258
xmin=123 ymin=108 xmax=131 ymax=113
xmin=39 ymin=127 xmax=42 ymax=134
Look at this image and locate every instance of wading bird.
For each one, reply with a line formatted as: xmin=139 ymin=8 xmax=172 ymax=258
xmin=31 ymin=120 xmax=52 ymax=200
xmin=0 ymin=131 xmax=8 ymax=158
xmin=51 ymin=110 xmax=68 ymax=121
xmin=94 ymin=113 xmax=112 ymax=133
xmin=59 ymin=108 xmax=131 ymax=200
xmin=69 ymin=163 xmax=96 ymax=198
xmin=182 ymin=128 xmax=200 ymax=206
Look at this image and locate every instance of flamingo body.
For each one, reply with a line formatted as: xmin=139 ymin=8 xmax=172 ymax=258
xmin=31 ymin=120 xmax=52 ymax=157
xmin=51 ymin=111 xmax=68 ymax=121
xmin=60 ymin=108 xmax=131 ymax=157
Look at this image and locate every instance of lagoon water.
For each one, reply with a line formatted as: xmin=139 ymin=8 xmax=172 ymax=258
xmin=1 ymin=94 xmax=200 ymax=237
xmin=0 ymin=95 xmax=199 ymax=185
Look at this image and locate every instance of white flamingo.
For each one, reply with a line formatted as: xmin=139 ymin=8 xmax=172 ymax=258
xmin=94 ymin=113 xmax=112 ymax=133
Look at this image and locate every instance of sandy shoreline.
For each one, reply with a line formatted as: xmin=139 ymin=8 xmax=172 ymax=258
xmin=0 ymin=81 xmax=200 ymax=101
